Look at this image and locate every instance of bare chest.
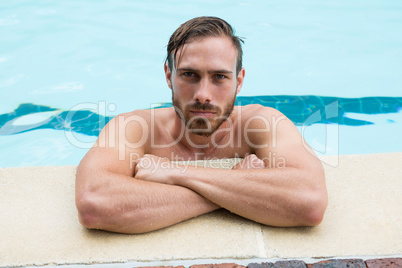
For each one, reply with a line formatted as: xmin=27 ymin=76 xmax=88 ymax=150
xmin=147 ymin=128 xmax=252 ymax=161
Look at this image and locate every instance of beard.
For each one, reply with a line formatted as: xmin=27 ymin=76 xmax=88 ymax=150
xmin=172 ymin=92 xmax=236 ymax=137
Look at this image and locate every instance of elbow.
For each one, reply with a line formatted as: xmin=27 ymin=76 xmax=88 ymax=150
xmin=302 ymin=189 xmax=328 ymax=226
xmin=76 ymin=191 xmax=104 ymax=230
xmin=301 ymin=164 xmax=328 ymax=226
xmin=76 ymin=191 xmax=150 ymax=234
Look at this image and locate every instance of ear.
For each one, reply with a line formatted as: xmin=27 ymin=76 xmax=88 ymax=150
xmin=235 ymin=67 xmax=245 ymax=95
xmin=164 ymin=62 xmax=173 ymax=90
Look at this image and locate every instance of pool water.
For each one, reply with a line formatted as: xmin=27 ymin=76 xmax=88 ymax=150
xmin=1 ymin=0 xmax=401 ymax=167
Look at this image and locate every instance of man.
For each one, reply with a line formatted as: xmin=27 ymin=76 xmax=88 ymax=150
xmin=75 ymin=16 xmax=327 ymax=234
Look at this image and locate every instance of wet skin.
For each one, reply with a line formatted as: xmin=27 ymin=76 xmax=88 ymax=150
xmin=75 ymin=36 xmax=328 ymax=234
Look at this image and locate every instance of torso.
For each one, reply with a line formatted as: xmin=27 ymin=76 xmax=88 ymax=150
xmin=135 ymin=104 xmax=275 ymax=161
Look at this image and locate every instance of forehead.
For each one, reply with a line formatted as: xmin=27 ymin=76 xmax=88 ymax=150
xmin=175 ymin=36 xmax=237 ymax=70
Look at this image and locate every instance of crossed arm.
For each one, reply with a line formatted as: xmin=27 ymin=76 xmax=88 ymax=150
xmin=76 ymin=155 xmax=220 ymax=233
xmin=75 ymin=112 xmax=327 ymax=234
xmin=134 ymin=154 xmax=326 ymax=228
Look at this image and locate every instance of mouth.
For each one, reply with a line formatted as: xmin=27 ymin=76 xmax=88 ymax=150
xmin=190 ymin=110 xmax=217 ymax=118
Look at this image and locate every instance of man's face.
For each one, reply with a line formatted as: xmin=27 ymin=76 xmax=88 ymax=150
xmin=165 ymin=36 xmax=245 ymax=137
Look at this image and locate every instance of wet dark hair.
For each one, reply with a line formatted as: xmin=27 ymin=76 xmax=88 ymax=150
xmin=165 ymin=16 xmax=244 ymax=74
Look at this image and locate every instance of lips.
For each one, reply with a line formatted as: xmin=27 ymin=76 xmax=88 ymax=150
xmin=190 ymin=110 xmax=216 ymax=118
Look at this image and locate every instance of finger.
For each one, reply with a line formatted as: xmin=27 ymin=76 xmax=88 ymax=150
xmin=136 ymin=158 xmax=142 ymax=167
xmin=256 ymin=159 xmax=265 ymax=169
xmin=249 ymin=155 xmax=265 ymax=169
xmin=244 ymin=154 xmax=256 ymax=160
xmin=134 ymin=161 xmax=140 ymax=176
xmin=232 ymin=157 xmax=246 ymax=169
xmin=232 ymin=162 xmax=241 ymax=170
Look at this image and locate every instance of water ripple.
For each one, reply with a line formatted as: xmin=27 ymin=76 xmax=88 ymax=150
xmin=30 ymin=82 xmax=84 ymax=94
xmin=0 ymin=74 xmax=24 ymax=87
xmin=0 ymin=15 xmax=20 ymax=26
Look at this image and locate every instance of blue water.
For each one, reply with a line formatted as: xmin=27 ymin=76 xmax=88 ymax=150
xmin=1 ymin=0 xmax=402 ymax=167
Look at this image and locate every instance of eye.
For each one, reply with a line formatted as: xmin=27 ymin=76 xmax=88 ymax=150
xmin=215 ymin=74 xmax=226 ymax=80
xmin=183 ymin=72 xmax=195 ymax=77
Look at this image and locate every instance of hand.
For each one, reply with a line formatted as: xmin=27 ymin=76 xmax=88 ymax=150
xmin=232 ymin=154 xmax=265 ymax=170
xmin=134 ymin=154 xmax=182 ymax=185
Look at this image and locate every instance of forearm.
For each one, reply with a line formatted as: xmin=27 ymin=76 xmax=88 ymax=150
xmin=170 ymin=166 xmax=327 ymax=227
xmin=76 ymin=171 xmax=219 ymax=234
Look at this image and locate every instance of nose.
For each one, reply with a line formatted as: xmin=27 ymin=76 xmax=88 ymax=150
xmin=194 ymin=78 xmax=212 ymax=104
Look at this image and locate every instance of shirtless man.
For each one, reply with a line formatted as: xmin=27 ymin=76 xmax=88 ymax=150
xmin=75 ymin=16 xmax=328 ymax=234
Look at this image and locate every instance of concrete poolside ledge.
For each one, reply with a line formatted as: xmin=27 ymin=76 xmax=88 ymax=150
xmin=0 ymin=153 xmax=401 ymax=267
xmin=18 ymin=257 xmax=402 ymax=268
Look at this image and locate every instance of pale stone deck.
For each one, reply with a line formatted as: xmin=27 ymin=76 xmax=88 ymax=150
xmin=0 ymin=153 xmax=401 ymax=267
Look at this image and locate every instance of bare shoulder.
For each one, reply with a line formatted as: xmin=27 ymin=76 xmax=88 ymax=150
xmin=105 ymin=108 xmax=173 ymax=135
xmin=237 ymin=104 xmax=290 ymax=128
xmin=237 ymin=104 xmax=314 ymax=159
xmin=78 ymin=109 xmax=165 ymax=176
xmin=94 ymin=107 xmax=175 ymax=151
xmin=239 ymin=105 xmax=321 ymax=171
xmin=116 ymin=107 xmax=175 ymax=124
xmin=238 ymin=104 xmax=302 ymax=141
xmin=238 ymin=104 xmax=284 ymax=116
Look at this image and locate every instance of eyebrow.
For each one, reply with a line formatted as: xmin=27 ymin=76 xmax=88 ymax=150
xmin=176 ymin=67 xmax=233 ymax=74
